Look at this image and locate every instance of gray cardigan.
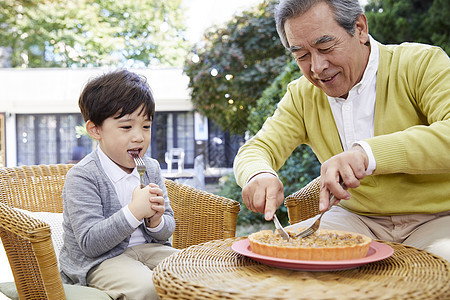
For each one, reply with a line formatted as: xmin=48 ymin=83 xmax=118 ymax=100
xmin=59 ymin=150 xmax=175 ymax=285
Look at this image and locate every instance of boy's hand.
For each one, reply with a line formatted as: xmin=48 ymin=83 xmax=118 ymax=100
xmin=145 ymin=183 xmax=166 ymax=228
xmin=129 ymin=185 xmax=156 ymax=220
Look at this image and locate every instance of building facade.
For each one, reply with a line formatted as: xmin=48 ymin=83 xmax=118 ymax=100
xmin=0 ymin=68 xmax=243 ymax=174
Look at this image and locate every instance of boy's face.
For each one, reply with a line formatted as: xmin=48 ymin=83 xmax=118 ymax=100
xmin=89 ymin=105 xmax=151 ymax=173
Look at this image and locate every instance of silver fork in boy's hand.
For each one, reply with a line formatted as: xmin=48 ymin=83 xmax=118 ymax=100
xmin=131 ymin=153 xmax=151 ymax=227
xmin=131 ymin=153 xmax=146 ymax=188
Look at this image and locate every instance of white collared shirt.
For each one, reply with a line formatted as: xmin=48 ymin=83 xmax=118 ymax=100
xmin=327 ymin=35 xmax=378 ymax=175
xmin=97 ymin=146 xmax=163 ymax=248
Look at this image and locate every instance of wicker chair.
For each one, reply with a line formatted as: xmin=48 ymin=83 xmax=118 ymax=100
xmin=284 ymin=176 xmax=321 ymax=225
xmin=0 ymin=164 xmax=240 ymax=300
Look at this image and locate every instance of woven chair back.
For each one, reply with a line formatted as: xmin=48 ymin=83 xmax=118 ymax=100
xmin=0 ymin=164 xmax=72 ymax=299
xmin=164 ymin=178 xmax=240 ymax=249
xmin=0 ymin=164 xmax=73 ymax=212
xmin=284 ymin=176 xmax=321 ymax=225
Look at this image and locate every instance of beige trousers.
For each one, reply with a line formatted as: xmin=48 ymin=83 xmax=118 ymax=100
xmin=87 ymin=243 xmax=179 ymax=300
xmin=287 ymin=206 xmax=450 ymax=261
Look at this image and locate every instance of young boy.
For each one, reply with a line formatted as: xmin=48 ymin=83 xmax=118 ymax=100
xmin=59 ymin=69 xmax=178 ymax=299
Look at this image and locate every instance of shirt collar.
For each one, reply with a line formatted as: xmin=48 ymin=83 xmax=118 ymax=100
xmin=97 ymin=146 xmax=140 ymax=183
xmin=356 ymin=35 xmax=379 ymax=93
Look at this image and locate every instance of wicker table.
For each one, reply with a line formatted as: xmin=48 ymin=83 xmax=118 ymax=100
xmin=153 ymin=237 xmax=450 ymax=300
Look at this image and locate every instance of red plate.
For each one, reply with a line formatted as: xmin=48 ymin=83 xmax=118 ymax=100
xmin=231 ymin=238 xmax=394 ymax=271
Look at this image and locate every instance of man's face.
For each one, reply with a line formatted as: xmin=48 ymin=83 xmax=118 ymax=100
xmin=284 ymin=2 xmax=370 ymax=99
xmin=94 ymin=105 xmax=151 ymax=173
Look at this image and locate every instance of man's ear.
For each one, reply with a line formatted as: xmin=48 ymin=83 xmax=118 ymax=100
xmin=355 ymin=14 xmax=369 ymax=45
xmin=85 ymin=120 xmax=101 ymax=141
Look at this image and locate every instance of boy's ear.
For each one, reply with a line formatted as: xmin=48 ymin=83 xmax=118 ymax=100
xmin=85 ymin=120 xmax=101 ymax=141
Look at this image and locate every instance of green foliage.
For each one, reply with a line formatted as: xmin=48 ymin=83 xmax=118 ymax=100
xmin=247 ymin=59 xmax=302 ymax=135
xmin=0 ymin=0 xmax=189 ymax=67
xmin=218 ymin=60 xmax=320 ymax=226
xmin=249 ymin=59 xmax=320 ymax=197
xmin=183 ymin=0 xmax=288 ymax=135
xmin=278 ymin=145 xmax=320 ymax=197
xmin=365 ymin=0 xmax=450 ymax=54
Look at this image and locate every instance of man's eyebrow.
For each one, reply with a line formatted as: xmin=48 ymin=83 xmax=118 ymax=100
xmin=289 ymin=45 xmax=302 ymax=53
xmin=289 ymin=35 xmax=336 ymax=53
xmin=314 ymin=35 xmax=335 ymax=45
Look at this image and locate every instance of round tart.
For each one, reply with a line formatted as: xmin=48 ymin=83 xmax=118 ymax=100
xmin=248 ymin=229 xmax=372 ymax=261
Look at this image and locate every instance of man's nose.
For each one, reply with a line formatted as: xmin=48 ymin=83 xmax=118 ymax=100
xmin=310 ymin=53 xmax=329 ymax=75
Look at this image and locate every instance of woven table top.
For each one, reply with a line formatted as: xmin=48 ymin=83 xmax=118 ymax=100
xmin=153 ymin=237 xmax=450 ymax=300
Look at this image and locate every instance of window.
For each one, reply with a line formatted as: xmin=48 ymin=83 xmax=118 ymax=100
xmin=151 ymin=111 xmax=195 ymax=168
xmin=151 ymin=112 xmax=243 ymax=169
xmin=14 ymin=112 xmax=241 ymax=170
xmin=16 ymin=114 xmax=94 ymax=165
xmin=175 ymin=113 xmax=195 ymax=165
xmin=207 ymin=121 xmax=244 ymax=168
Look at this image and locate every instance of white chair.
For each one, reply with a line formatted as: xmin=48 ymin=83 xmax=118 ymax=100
xmin=165 ymin=148 xmax=185 ymax=173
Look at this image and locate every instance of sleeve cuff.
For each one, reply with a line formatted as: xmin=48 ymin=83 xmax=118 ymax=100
xmin=123 ymin=205 xmax=142 ymax=228
xmin=146 ymin=217 xmax=165 ymax=232
xmin=354 ymin=141 xmax=376 ymax=175
xmin=246 ymin=171 xmax=279 ymax=185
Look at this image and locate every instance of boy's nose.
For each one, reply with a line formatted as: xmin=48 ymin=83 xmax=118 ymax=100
xmin=132 ymin=130 xmax=145 ymax=142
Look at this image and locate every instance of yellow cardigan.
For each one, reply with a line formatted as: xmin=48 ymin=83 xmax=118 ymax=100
xmin=233 ymin=42 xmax=450 ymax=216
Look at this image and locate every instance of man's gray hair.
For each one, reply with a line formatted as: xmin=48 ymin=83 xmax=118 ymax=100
xmin=275 ymin=0 xmax=364 ymax=48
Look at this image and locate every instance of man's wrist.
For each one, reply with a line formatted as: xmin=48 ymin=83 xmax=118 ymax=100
xmin=353 ymin=141 xmax=376 ymax=175
xmin=246 ymin=171 xmax=278 ymax=185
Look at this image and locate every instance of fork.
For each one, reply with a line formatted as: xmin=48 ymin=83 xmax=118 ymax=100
xmin=131 ymin=153 xmax=146 ymax=188
xmin=293 ymin=181 xmax=347 ymax=239
xmin=131 ymin=153 xmax=152 ymax=227
xmin=293 ymin=194 xmax=339 ymax=239
xmin=273 ymin=214 xmax=290 ymax=241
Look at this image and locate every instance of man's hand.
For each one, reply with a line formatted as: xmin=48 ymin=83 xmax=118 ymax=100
xmin=242 ymin=173 xmax=284 ymax=221
xmin=319 ymin=145 xmax=369 ymax=211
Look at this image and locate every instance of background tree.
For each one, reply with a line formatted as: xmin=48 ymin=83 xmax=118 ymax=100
xmin=248 ymin=60 xmax=320 ymax=197
xmin=218 ymin=60 xmax=320 ymax=225
xmin=183 ymin=0 xmax=288 ymax=135
xmin=365 ymin=0 xmax=449 ymax=54
xmin=0 ymin=0 xmax=189 ymax=67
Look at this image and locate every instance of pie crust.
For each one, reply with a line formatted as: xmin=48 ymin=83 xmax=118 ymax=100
xmin=248 ymin=229 xmax=372 ymax=261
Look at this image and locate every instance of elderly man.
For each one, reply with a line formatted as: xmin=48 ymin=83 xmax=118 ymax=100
xmin=233 ymin=0 xmax=450 ymax=261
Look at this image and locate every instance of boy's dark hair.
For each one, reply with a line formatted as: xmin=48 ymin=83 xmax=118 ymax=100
xmin=79 ymin=69 xmax=155 ymax=125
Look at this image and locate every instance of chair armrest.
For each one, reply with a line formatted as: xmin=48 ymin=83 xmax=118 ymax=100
xmin=164 ymin=179 xmax=240 ymax=249
xmin=0 ymin=202 xmax=66 ymax=300
xmin=284 ymin=176 xmax=321 ymax=225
